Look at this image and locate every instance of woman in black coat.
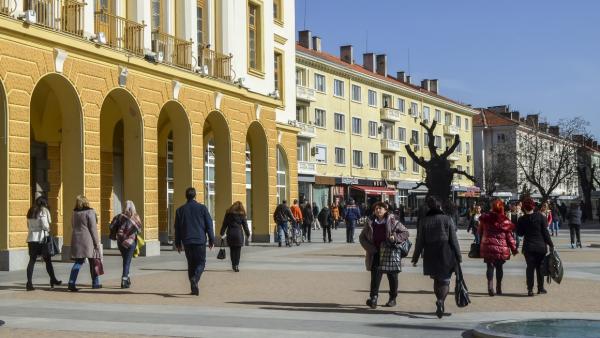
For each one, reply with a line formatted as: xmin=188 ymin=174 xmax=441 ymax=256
xmin=318 ymin=206 xmax=333 ymax=243
xmin=220 ymin=201 xmax=251 ymax=272
xmin=516 ymin=198 xmax=554 ymax=296
xmin=411 ymin=196 xmax=462 ymax=318
xmin=302 ymin=201 xmax=314 ymax=242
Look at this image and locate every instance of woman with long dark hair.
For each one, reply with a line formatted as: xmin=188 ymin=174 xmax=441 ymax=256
xmin=220 ymin=201 xmax=250 ymax=272
xmin=25 ymin=196 xmax=61 ymax=290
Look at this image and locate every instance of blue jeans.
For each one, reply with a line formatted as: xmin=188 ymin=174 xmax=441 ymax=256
xmin=184 ymin=244 xmax=206 ymax=286
xmin=473 ymin=232 xmax=480 ymax=244
xmin=277 ymin=221 xmax=288 ymax=244
xmin=69 ymin=258 xmax=100 ymax=287
xmin=550 ymin=221 xmax=560 ymax=235
xmin=346 ymin=220 xmax=356 ymax=243
xmin=118 ymin=240 xmax=136 ymax=278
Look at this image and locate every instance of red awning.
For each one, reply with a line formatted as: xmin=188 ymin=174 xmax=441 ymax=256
xmin=351 ymin=185 xmax=397 ymax=196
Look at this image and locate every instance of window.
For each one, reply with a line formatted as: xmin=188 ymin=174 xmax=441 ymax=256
xmin=333 ymin=79 xmax=344 ymax=97
xmin=314 ymin=108 xmax=326 ymax=127
xmin=335 ymin=147 xmax=345 ymax=165
xmin=368 ymin=90 xmax=377 ymax=107
xmin=334 ymin=113 xmax=345 ymax=132
xmin=248 ymin=2 xmax=262 ymax=71
xmin=151 ymin=0 xmax=161 ymax=32
xmin=297 ymin=141 xmax=309 ymax=161
xmin=369 ymin=153 xmax=378 ymax=169
xmin=314 ymin=73 xmax=325 ymax=92
xmin=382 ymin=123 xmax=393 ymax=139
xmin=273 ymin=0 xmax=282 ymax=22
xmin=466 ymin=142 xmax=471 ymax=155
xmin=276 ymin=147 xmax=288 ymax=204
xmin=205 ymin=139 xmax=216 ymax=217
xmin=435 ymin=109 xmax=441 ymax=123
xmin=466 ymin=166 xmax=470 ymax=175
xmin=352 ymin=117 xmax=362 ymax=135
xmin=455 ymin=115 xmax=462 ymax=128
xmin=368 ymin=121 xmax=378 ymax=138
xmin=497 ymin=133 xmax=506 ymax=143
xmin=315 ymin=145 xmax=327 ymax=163
xmin=445 ymin=112 xmax=452 ymax=125
xmin=399 ymin=156 xmax=407 ymax=172
xmin=410 ymin=102 xmax=419 ymax=116
xmin=296 ymin=68 xmax=307 ymax=86
xmin=412 ymin=159 xmax=420 ymax=173
xmin=411 ymin=130 xmax=419 ymax=145
xmin=457 ymin=165 xmax=463 ymax=173
xmin=353 ymin=150 xmax=363 ymax=167
xmin=383 ymin=155 xmax=394 ymax=170
xmin=397 ymin=98 xmax=405 ymax=113
xmin=457 ymin=141 xmax=462 ymax=153
xmin=465 ymin=118 xmax=470 ymax=131
xmin=435 ymin=136 xmax=442 ymax=148
xmin=352 ymin=84 xmax=361 ymax=102
xmin=382 ymin=94 xmax=393 ymax=108
xmin=398 ymin=127 xmax=406 ymax=142
xmin=274 ymin=51 xmax=283 ymax=96
xmin=296 ymin=106 xmax=308 ymax=123
xmin=424 ymin=133 xmax=429 ymax=146
xmin=196 ymin=0 xmax=207 ymax=47
xmin=246 ymin=145 xmax=253 ymax=221
xmin=423 ymin=106 xmax=431 ymax=122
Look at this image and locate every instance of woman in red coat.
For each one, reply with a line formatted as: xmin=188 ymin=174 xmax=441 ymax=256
xmin=478 ymin=199 xmax=518 ymax=296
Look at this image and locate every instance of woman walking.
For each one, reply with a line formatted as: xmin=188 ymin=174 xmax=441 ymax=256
xmin=219 ymin=201 xmax=250 ymax=272
xmin=516 ymin=198 xmax=554 ymax=296
xmin=566 ymin=202 xmax=582 ymax=248
xmin=331 ymin=202 xmax=341 ymax=230
xmin=68 ymin=195 xmax=101 ymax=291
xmin=301 ymin=201 xmax=313 ymax=242
xmin=109 ymin=200 xmax=141 ymax=288
xmin=318 ymin=205 xmax=333 ymax=243
xmin=467 ymin=205 xmax=482 ymax=244
xmin=478 ymin=199 xmax=517 ymax=296
xmin=411 ymin=196 xmax=462 ymax=318
xmin=359 ymin=202 xmax=409 ymax=309
xmin=25 ymin=196 xmax=61 ymax=290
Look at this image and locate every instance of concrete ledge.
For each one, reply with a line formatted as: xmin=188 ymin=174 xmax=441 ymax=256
xmin=251 ymin=234 xmax=272 ymax=243
xmin=101 ymin=235 xmax=119 ymax=249
xmin=0 ymin=248 xmax=28 ymax=271
xmin=140 ymin=240 xmax=160 ymax=257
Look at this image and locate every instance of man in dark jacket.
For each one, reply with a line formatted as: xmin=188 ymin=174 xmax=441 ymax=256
xmin=301 ymin=201 xmax=314 ymax=242
xmin=273 ymin=200 xmax=294 ymax=247
xmin=343 ymin=199 xmax=361 ymax=243
xmin=318 ymin=205 xmax=333 ymax=243
xmin=174 ymin=187 xmax=215 ymax=296
xmin=312 ymin=202 xmax=320 ymax=230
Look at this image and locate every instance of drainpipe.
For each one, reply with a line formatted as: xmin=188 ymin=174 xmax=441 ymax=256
xmin=348 ymin=78 xmax=353 ymax=201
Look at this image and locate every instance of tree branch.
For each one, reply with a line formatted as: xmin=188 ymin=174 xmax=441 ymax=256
xmin=412 ymin=182 xmax=426 ymax=190
xmin=450 ymin=168 xmax=476 ymax=183
xmin=421 ymin=120 xmax=439 ymax=158
xmin=405 ymin=144 xmax=427 ymax=167
xmin=441 ymin=134 xmax=461 ymax=158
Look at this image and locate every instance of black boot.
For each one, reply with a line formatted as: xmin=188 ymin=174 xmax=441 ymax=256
xmin=26 ymin=282 xmax=35 ymax=291
xmin=385 ymin=298 xmax=396 ymax=307
xmin=50 ymin=279 xmax=62 ymax=288
xmin=487 ymin=280 xmax=495 ymax=297
xmin=496 ymin=281 xmax=502 ymax=296
xmin=366 ymin=295 xmax=378 ymax=309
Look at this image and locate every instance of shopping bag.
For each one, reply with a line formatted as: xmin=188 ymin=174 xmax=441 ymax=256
xmin=468 ymin=242 xmax=481 ymax=259
xmin=91 ymin=248 xmax=104 ymax=276
xmin=217 ymin=239 xmax=226 ymax=260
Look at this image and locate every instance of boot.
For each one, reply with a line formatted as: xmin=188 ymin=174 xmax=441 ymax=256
xmin=487 ymin=280 xmax=495 ymax=297
xmin=50 ymin=279 xmax=62 ymax=289
xmin=577 ymin=242 xmax=582 ymax=248
xmin=496 ymin=281 xmax=502 ymax=295
xmin=385 ymin=298 xmax=396 ymax=307
xmin=26 ymin=282 xmax=35 ymax=291
xmin=435 ymin=300 xmax=444 ymax=318
xmin=366 ymin=295 xmax=378 ymax=309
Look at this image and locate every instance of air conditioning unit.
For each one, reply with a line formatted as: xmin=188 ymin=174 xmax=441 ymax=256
xmin=19 ymin=10 xmax=37 ymax=24
xmin=311 ymin=147 xmax=317 ymax=156
xmin=467 ymin=155 xmax=472 ymax=162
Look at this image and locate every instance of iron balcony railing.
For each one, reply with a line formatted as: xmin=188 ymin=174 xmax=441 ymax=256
xmin=24 ymin=0 xmax=85 ymax=36
xmin=1 ymin=0 xmax=14 ymax=16
xmin=151 ymin=30 xmax=193 ymax=70
xmin=198 ymin=45 xmax=233 ymax=81
xmin=94 ymin=9 xmax=144 ymax=56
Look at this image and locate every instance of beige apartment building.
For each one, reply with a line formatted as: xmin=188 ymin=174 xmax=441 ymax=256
xmin=294 ymin=31 xmax=479 ymax=212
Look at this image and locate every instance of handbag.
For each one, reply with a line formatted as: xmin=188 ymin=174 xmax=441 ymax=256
xmin=43 ymin=231 xmax=60 ymax=257
xmin=454 ymin=263 xmax=471 ymax=308
xmin=217 ymin=239 xmax=227 ymax=260
xmin=379 ymin=244 xmax=402 ymax=272
xmin=399 ymin=239 xmax=412 ymax=258
xmin=91 ymin=248 xmax=104 ymax=276
xmin=468 ymin=242 xmax=481 ymax=259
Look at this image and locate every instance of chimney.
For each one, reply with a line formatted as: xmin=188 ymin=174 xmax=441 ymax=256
xmin=548 ymin=126 xmax=559 ymax=136
xmin=511 ymin=111 xmax=520 ymax=120
xmin=525 ymin=114 xmax=539 ymax=127
xmin=406 ymin=75 xmax=412 ymax=84
xmin=312 ymin=36 xmax=321 ymax=52
xmin=430 ymin=79 xmax=439 ymax=94
xmin=487 ymin=105 xmax=510 ymax=114
xmin=500 ymin=112 xmax=512 ymax=119
xmin=376 ymin=54 xmax=387 ymax=76
xmin=396 ymin=71 xmax=407 ymax=82
xmin=363 ymin=53 xmax=375 ymax=72
xmin=538 ymin=122 xmax=548 ymax=132
xmin=421 ymin=79 xmax=431 ymax=91
xmin=340 ymin=45 xmax=353 ymax=64
xmin=298 ymin=30 xmax=312 ymax=49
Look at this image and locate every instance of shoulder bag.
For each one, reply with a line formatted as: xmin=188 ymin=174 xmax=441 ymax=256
xmin=217 ymin=239 xmax=227 ymax=260
xmin=454 ymin=263 xmax=471 ymax=308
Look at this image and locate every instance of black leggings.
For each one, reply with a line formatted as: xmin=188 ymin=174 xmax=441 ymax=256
xmin=27 ymin=253 xmax=57 ymax=284
xmin=569 ymin=224 xmax=581 ymax=244
xmin=230 ymin=246 xmax=241 ymax=266
xmin=369 ymin=252 xmax=398 ymax=299
xmin=486 ymin=260 xmax=505 ymax=283
xmin=524 ymin=252 xmax=545 ymax=291
xmin=322 ymin=226 xmax=331 ymax=242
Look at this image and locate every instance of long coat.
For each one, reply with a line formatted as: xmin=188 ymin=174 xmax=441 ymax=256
xmin=412 ymin=210 xmax=461 ymax=279
xmin=478 ymin=212 xmax=517 ymax=262
xmin=71 ymin=208 xmax=99 ymax=259
xmin=359 ymin=214 xmax=409 ymax=271
xmin=219 ymin=213 xmax=250 ymax=247
xmin=516 ymin=212 xmax=553 ymax=254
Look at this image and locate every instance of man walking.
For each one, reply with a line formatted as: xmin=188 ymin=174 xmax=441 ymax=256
xmin=343 ymin=198 xmax=361 ymax=243
xmin=174 ymin=187 xmax=215 ymax=296
xmin=273 ymin=200 xmax=294 ymax=247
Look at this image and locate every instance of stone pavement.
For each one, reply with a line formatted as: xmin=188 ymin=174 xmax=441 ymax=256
xmin=0 ymin=227 xmax=599 ymax=337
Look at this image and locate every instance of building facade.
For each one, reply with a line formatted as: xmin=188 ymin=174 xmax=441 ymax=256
xmin=294 ymin=31 xmax=478 ymax=212
xmin=0 ymin=0 xmax=297 ymax=270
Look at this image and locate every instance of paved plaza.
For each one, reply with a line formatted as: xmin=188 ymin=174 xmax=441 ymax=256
xmin=0 ymin=226 xmax=599 ymax=337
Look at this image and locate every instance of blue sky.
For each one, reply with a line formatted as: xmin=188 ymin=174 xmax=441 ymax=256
xmin=295 ymin=0 xmax=600 ymax=136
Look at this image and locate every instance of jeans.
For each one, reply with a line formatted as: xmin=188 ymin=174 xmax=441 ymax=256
xmin=569 ymin=224 xmax=581 ymax=245
xmin=473 ymin=232 xmax=481 ymax=244
xmin=118 ymin=240 xmax=136 ymax=278
xmin=322 ymin=226 xmax=332 ymax=242
xmin=524 ymin=252 xmax=545 ymax=291
xmin=313 ymin=219 xmax=321 ymax=229
xmin=550 ymin=221 xmax=560 ymax=235
xmin=346 ymin=220 xmax=356 ymax=243
xmin=230 ymin=246 xmax=241 ymax=267
xmin=184 ymin=244 xmax=207 ymax=287
xmin=369 ymin=251 xmax=398 ymax=299
xmin=277 ymin=221 xmax=289 ymax=244
xmin=69 ymin=258 xmax=100 ymax=287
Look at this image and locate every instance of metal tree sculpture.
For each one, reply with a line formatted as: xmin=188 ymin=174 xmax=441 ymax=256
xmin=405 ymin=120 xmax=476 ymax=205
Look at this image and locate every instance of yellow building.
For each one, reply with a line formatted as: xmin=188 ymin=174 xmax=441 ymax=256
xmin=0 ymin=0 xmax=298 ymax=270
xmin=294 ymin=31 xmax=478 ymax=211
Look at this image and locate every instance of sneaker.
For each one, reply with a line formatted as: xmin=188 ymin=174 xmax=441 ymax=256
xmin=571 ymin=243 xmax=576 ymax=249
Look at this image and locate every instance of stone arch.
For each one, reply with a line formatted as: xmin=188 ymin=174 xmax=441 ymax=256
xmin=29 ymin=73 xmax=84 ymax=257
xmin=276 ymin=144 xmax=290 ymax=204
xmin=99 ymin=87 xmax=144 ymax=247
xmin=0 ymin=79 xmax=7 ymax=254
xmin=203 ymin=110 xmax=232 ymax=230
xmin=157 ymin=100 xmax=192 ymax=243
xmin=245 ymin=121 xmax=270 ymax=242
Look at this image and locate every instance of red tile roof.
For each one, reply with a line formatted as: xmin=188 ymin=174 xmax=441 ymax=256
xmin=473 ymin=109 xmax=519 ymax=128
xmin=296 ymin=44 xmax=476 ymax=112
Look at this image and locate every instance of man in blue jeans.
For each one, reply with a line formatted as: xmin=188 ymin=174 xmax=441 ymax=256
xmin=343 ymin=199 xmax=361 ymax=243
xmin=273 ymin=200 xmax=294 ymax=247
xmin=174 ymin=187 xmax=215 ymax=296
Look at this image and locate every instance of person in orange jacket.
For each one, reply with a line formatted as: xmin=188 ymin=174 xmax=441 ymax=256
xmin=290 ymin=199 xmax=303 ymax=232
xmin=331 ymin=202 xmax=341 ymax=230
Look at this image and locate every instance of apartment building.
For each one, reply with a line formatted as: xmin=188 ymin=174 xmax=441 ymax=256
xmin=0 ymin=0 xmax=297 ymax=270
xmin=294 ymin=31 xmax=478 ymax=211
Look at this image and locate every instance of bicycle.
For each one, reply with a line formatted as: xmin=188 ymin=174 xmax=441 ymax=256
xmin=288 ymin=221 xmax=302 ymax=246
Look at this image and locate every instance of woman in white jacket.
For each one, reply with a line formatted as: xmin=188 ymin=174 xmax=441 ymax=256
xmin=26 ymin=196 xmax=61 ymax=290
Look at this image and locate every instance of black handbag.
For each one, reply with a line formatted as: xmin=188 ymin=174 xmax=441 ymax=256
xmin=217 ymin=240 xmax=226 ymax=260
xmin=468 ymin=242 xmax=481 ymax=259
xmin=44 ymin=233 xmax=60 ymax=257
xmin=454 ymin=263 xmax=471 ymax=308
xmin=399 ymin=239 xmax=412 ymax=258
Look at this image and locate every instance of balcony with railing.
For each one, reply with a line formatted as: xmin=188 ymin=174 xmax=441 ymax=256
xmin=23 ymin=0 xmax=85 ymax=36
xmin=380 ymin=138 xmax=402 ymax=152
xmin=380 ymin=107 xmax=403 ymax=122
xmin=382 ymin=169 xmax=403 ymax=181
xmin=198 ymin=45 xmax=233 ymax=82
xmin=447 ymin=154 xmax=460 ymax=161
xmin=296 ymin=85 xmax=316 ymax=102
xmin=1 ymin=0 xmax=13 ymax=16
xmin=94 ymin=9 xmax=144 ymax=56
xmin=151 ymin=30 xmax=193 ymax=69
xmin=297 ymin=122 xmax=316 ymax=138
xmin=298 ymin=161 xmax=317 ymax=175
xmin=444 ymin=125 xmax=460 ymax=136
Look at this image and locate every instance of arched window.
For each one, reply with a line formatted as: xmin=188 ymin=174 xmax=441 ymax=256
xmin=245 ymin=144 xmax=253 ymax=221
xmin=276 ymin=147 xmax=288 ymax=204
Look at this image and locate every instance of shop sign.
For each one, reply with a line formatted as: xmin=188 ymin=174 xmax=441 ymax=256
xmin=341 ymin=177 xmax=359 ymax=185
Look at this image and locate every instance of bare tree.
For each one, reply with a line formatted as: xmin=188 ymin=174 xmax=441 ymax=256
xmin=513 ymin=117 xmax=586 ymax=203
xmin=482 ymin=145 xmax=514 ymax=196
xmin=576 ymin=138 xmax=600 ymax=220
xmin=405 ymin=120 xmax=475 ymax=207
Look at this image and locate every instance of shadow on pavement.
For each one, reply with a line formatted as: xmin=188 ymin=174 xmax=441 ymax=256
xmin=354 ymin=289 xmax=435 ymax=295
xmin=368 ymin=322 xmax=463 ymax=331
xmin=469 ymin=292 xmax=530 ymax=298
xmin=52 ymin=288 xmax=191 ymax=298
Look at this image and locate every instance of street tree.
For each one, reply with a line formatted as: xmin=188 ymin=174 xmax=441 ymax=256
xmin=576 ymin=136 xmax=600 ymax=220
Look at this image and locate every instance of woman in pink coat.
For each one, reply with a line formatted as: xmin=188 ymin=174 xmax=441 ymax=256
xmin=478 ymin=199 xmax=518 ymax=296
